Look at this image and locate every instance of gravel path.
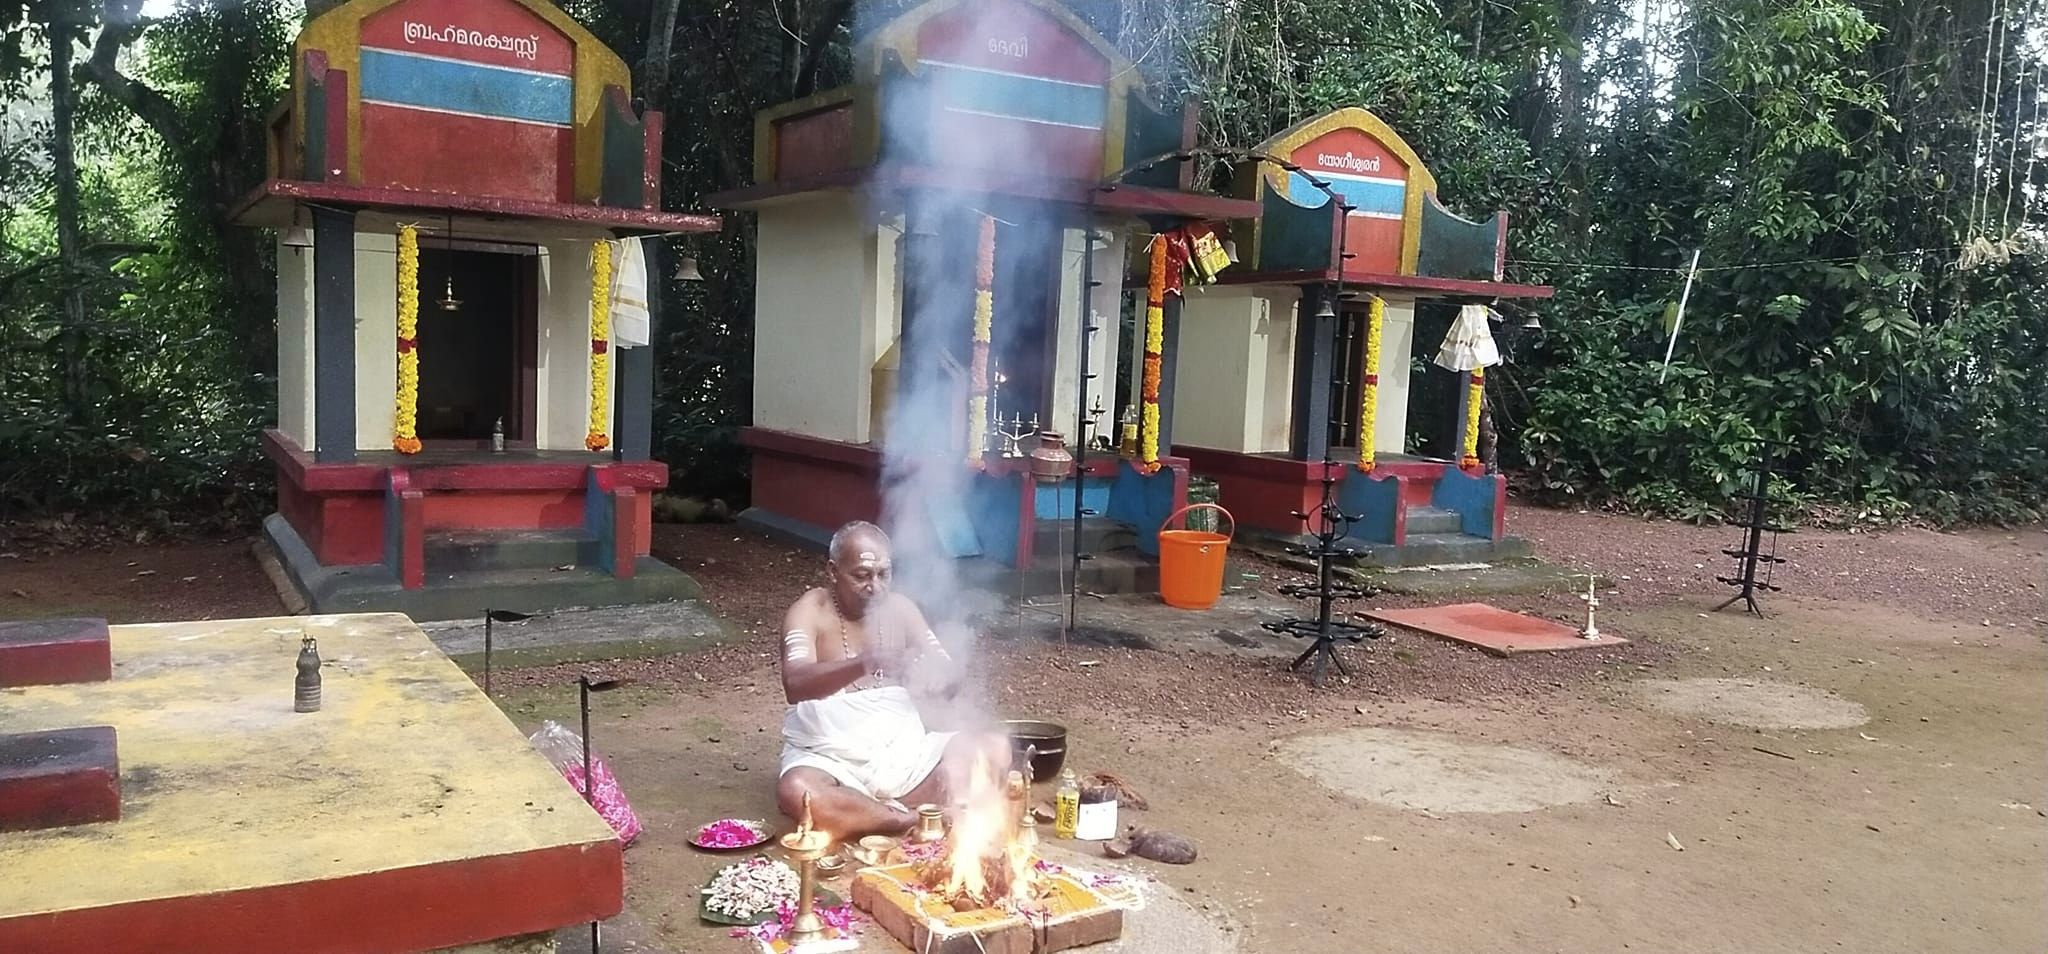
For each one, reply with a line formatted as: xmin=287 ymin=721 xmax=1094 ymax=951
xmin=1509 ymin=501 xmax=2046 ymax=626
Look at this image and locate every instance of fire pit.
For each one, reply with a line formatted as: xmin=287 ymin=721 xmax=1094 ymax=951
xmin=851 ymin=862 xmax=1124 ymax=954
xmin=850 ymin=755 xmax=1128 ymax=953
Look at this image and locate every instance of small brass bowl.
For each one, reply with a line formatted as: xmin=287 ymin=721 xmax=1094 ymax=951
xmin=815 ymin=852 xmax=847 ymax=877
xmin=852 ymin=834 xmax=898 ymax=866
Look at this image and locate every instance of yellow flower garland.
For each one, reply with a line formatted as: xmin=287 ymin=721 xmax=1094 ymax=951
xmin=1358 ymin=295 xmax=1384 ymax=472
xmin=966 ymin=216 xmax=995 ymax=467
xmin=586 ymin=240 xmax=613 ymax=452
xmin=1138 ymin=236 xmax=1167 ymax=473
xmin=1461 ymin=369 xmax=1485 ymax=470
xmin=394 ymin=226 xmax=422 ymax=455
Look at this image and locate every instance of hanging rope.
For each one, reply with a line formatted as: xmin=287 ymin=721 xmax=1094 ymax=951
xmin=1999 ymin=0 xmax=2040 ymax=234
xmin=1970 ymin=0 xmax=2008 ymax=235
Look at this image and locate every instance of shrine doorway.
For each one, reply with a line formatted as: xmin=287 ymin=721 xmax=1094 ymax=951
xmin=413 ymin=245 xmax=539 ymax=446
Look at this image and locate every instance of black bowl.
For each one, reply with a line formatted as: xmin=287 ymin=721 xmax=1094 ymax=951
xmin=1003 ymin=719 xmax=1068 ymax=780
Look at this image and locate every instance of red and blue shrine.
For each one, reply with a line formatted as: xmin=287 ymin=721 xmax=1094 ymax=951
xmin=1173 ymin=107 xmax=1554 ymax=564
xmin=230 ymin=0 xmax=722 ymax=618
xmin=710 ymin=0 xmax=1258 ymax=592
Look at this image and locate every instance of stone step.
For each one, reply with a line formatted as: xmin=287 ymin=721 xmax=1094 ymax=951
xmin=312 ymin=560 xmax=703 ymax=623
xmin=1351 ymin=533 xmax=1535 ymax=569
xmin=1404 ymin=506 xmax=1464 ymax=535
xmin=424 ymin=529 xmax=598 ymax=575
xmin=961 ymin=550 xmax=1163 ymax=599
xmin=1032 ymin=516 xmax=1139 ymax=556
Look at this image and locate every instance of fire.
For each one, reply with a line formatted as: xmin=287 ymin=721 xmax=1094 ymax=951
xmin=921 ymin=751 xmax=1040 ymax=910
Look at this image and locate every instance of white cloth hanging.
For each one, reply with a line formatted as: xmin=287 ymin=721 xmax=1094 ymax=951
xmin=609 ymin=238 xmax=651 ymax=348
xmin=1434 ymin=304 xmax=1501 ymax=371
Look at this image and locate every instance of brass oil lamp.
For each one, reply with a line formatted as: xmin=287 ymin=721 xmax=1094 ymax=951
xmin=780 ymin=792 xmax=833 ymax=946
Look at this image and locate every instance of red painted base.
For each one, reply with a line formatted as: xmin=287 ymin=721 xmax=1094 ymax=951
xmin=1170 ymin=447 xmax=1335 ymax=535
xmin=0 ymin=618 xmax=112 ymax=688
xmin=1173 ymin=446 xmax=1462 ymax=535
xmin=0 ymin=726 xmax=120 ymax=833
xmin=742 ymin=427 xmax=884 ymax=534
xmin=2 ymin=839 xmax=619 ymax=954
xmin=264 ymin=430 xmax=661 ymax=568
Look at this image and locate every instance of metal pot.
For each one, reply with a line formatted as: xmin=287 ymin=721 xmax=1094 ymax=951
xmin=1028 ymin=432 xmax=1075 ymax=483
xmin=1002 ymin=719 xmax=1068 ymax=780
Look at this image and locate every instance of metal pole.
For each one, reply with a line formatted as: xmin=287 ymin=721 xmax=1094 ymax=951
xmin=483 ymin=610 xmax=493 ymax=697
xmin=579 ymin=674 xmax=597 ymax=953
xmin=1659 ymin=249 xmax=1703 ymax=383
xmin=1067 ymin=203 xmax=1102 ymax=646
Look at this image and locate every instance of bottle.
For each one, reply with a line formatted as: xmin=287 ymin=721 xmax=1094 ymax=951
xmin=1054 ymin=769 xmax=1081 ymax=838
xmin=491 ymin=417 xmax=506 ymax=453
xmin=293 ymin=636 xmax=322 ymax=713
xmin=1075 ymin=785 xmax=1118 ymax=841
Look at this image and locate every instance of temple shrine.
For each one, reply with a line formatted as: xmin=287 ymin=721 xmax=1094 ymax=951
xmin=1173 ymin=107 xmax=1553 ymax=564
xmin=230 ymin=0 xmax=720 ymax=618
xmin=712 ymin=0 xmax=1258 ymax=592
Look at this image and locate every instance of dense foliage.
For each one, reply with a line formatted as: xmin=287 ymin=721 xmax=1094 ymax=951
xmin=1 ymin=0 xmax=2042 ymax=532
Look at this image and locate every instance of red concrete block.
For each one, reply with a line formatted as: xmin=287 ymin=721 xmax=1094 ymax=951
xmin=1366 ymin=602 xmax=1627 ymax=656
xmin=0 ymin=726 xmax=120 ymax=833
xmin=0 ymin=618 xmax=112 ymax=688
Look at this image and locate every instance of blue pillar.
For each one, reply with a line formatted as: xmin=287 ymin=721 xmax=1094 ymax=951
xmin=312 ymin=207 xmax=357 ymax=463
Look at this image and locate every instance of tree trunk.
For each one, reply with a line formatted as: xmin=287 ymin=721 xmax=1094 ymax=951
xmin=49 ymin=10 xmax=89 ymax=422
xmin=644 ymin=0 xmax=682 ymax=111
xmin=792 ymin=0 xmax=854 ymax=98
xmin=1479 ymin=388 xmax=1500 ymax=476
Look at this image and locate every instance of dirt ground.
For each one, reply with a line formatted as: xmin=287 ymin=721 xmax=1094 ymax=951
xmin=5 ymin=511 xmax=2045 ymax=953
xmin=483 ymin=591 xmax=2048 ymax=954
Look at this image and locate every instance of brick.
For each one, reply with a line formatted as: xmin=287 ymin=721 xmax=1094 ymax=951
xmin=0 ymin=726 xmax=121 ymax=833
xmin=0 ymin=618 xmax=112 ymax=688
xmin=852 ymin=863 xmax=1124 ymax=954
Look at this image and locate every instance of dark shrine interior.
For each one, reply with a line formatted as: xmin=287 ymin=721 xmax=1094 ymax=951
xmin=413 ymin=246 xmax=536 ymax=444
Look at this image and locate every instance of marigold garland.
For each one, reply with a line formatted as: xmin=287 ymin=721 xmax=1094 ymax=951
xmin=1137 ymin=235 xmax=1168 ymax=474
xmin=966 ymin=215 xmax=995 ymax=468
xmin=1358 ymin=295 xmax=1384 ymax=473
xmin=586 ymin=240 xmax=613 ymax=452
xmin=1461 ymin=368 xmax=1485 ymax=470
xmin=393 ymin=225 xmax=423 ymax=455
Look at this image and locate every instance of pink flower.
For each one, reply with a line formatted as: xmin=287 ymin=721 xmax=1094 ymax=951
xmin=696 ymin=818 xmax=766 ymax=848
xmin=730 ymin=903 xmax=862 ymax=943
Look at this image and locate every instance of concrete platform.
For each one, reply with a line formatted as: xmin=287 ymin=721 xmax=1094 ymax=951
xmin=0 ymin=613 xmax=622 ymax=954
xmin=1365 ymin=602 xmax=1628 ymax=657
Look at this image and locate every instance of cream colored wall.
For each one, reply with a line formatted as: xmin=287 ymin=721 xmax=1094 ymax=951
xmin=275 ymin=237 xmax=315 ymax=447
xmin=536 ymin=241 xmax=612 ymax=452
xmin=1051 ymin=227 xmax=1125 ymax=440
xmin=754 ymin=195 xmax=877 ymax=444
xmin=1172 ymin=286 xmax=1265 ymax=453
xmin=1175 ymin=289 xmax=1416 ymax=457
xmin=353 ymin=233 xmax=397 ymax=451
xmin=1372 ymin=298 xmax=1417 ymax=455
xmin=1252 ymin=289 xmax=1298 ymax=452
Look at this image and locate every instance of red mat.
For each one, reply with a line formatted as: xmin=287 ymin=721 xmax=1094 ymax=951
xmin=1365 ymin=603 xmax=1627 ymax=657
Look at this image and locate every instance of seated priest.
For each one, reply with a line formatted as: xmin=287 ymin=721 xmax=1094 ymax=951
xmin=775 ymin=521 xmax=1011 ymax=837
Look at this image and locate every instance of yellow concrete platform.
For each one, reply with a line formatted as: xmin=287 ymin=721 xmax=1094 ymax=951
xmin=0 ymin=613 xmax=621 ymax=954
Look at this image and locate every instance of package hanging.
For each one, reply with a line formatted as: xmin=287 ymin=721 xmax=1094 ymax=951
xmin=529 ymin=720 xmax=643 ymax=845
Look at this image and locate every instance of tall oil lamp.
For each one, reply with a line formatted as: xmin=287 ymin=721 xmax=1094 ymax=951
xmin=781 ymin=792 xmax=833 ymax=946
xmin=1580 ymin=573 xmax=1602 ymax=640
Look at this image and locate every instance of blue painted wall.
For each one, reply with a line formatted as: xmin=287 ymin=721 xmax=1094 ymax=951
xmin=1431 ymin=468 xmax=1503 ymax=540
xmin=1334 ymin=471 xmax=1404 ymax=544
xmin=963 ymin=472 xmax=1019 ymax=566
xmin=1107 ymin=462 xmax=1180 ymax=557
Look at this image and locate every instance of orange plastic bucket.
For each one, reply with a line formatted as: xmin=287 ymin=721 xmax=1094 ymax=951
xmin=1158 ymin=503 xmax=1234 ymax=610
